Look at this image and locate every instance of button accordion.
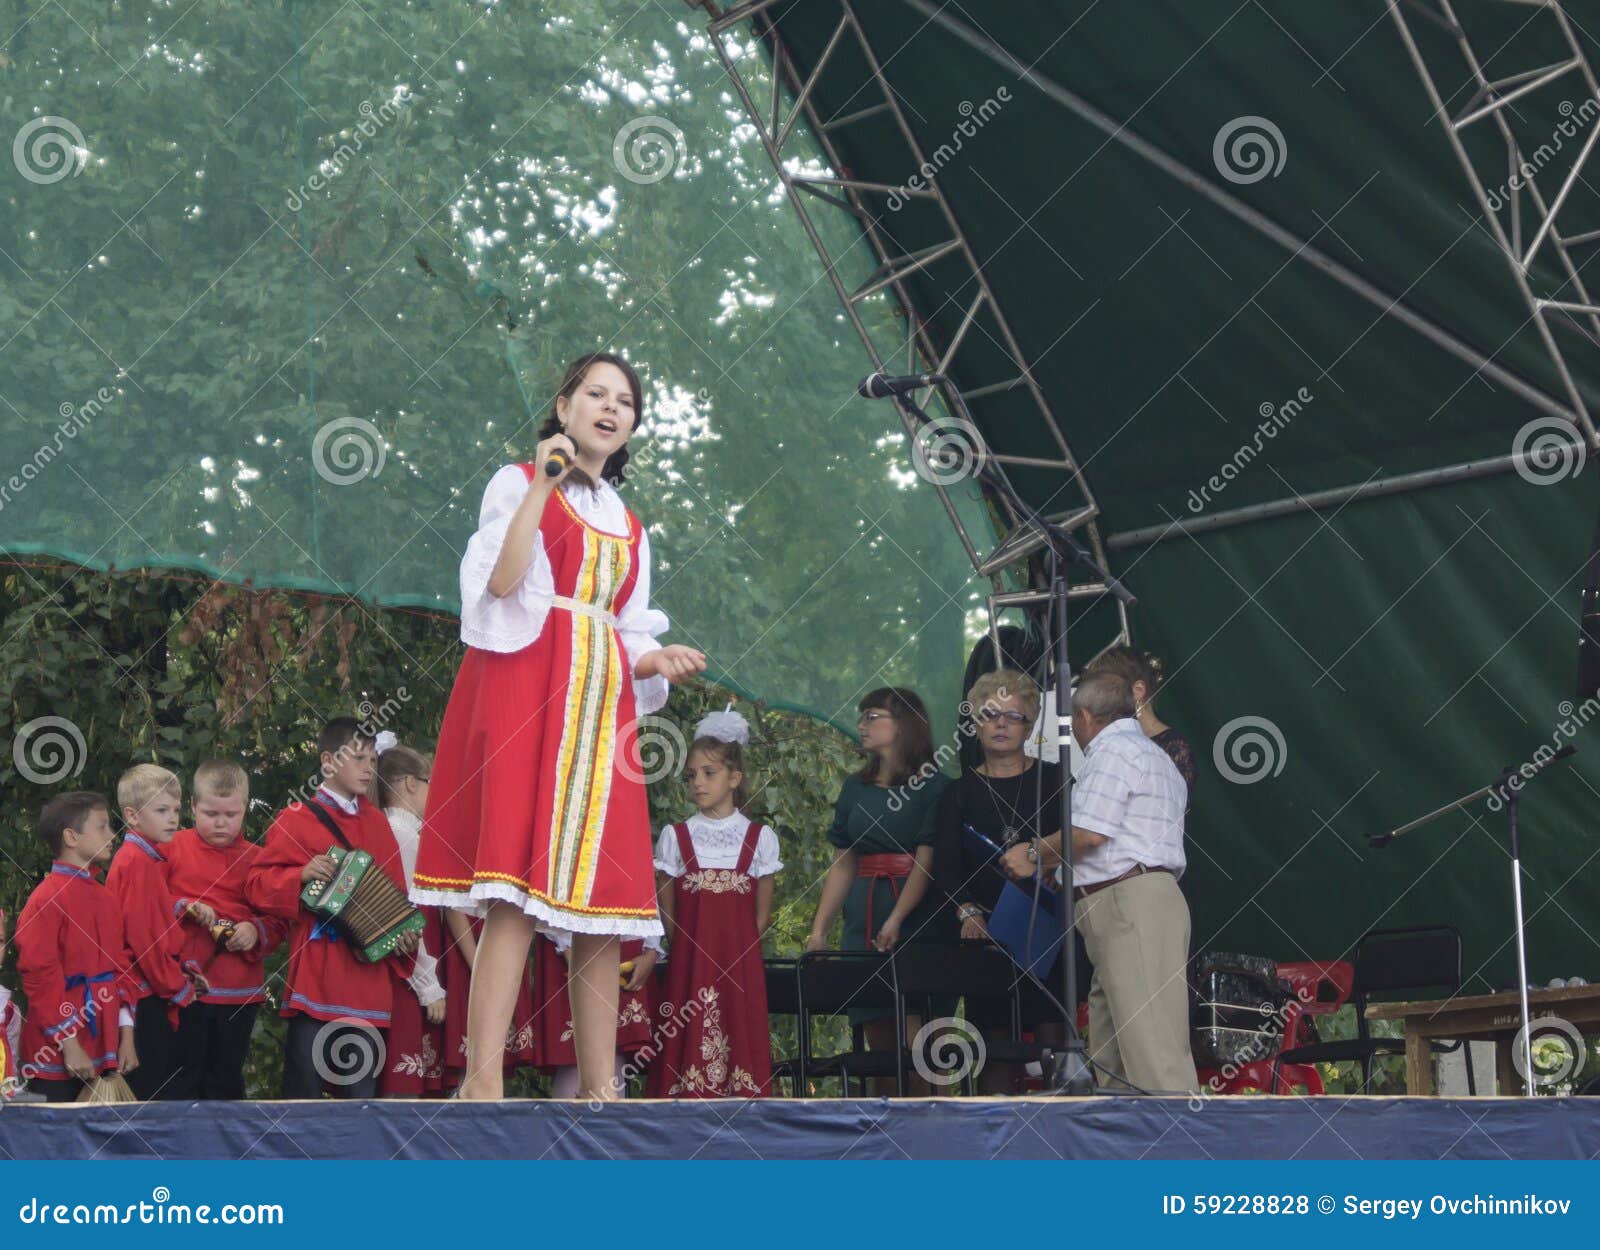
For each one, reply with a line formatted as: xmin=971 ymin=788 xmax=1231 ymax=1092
xmin=300 ymin=845 xmax=425 ymax=961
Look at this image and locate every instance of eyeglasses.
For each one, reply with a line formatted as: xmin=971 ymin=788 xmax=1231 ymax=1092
xmin=857 ymin=711 xmax=895 ymax=726
xmin=977 ymin=709 xmax=1031 ymax=726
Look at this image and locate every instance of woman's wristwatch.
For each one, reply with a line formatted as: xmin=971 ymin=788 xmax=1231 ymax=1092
xmin=1026 ymin=842 xmax=1039 ymax=864
xmin=957 ymin=904 xmax=986 ymax=922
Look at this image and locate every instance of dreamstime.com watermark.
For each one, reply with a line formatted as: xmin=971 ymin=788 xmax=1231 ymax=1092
xmin=0 ymin=388 xmax=114 ymax=515
xmin=1186 ymin=388 xmax=1312 ymax=514
xmin=286 ymin=88 xmax=415 ymax=211
xmin=613 ymin=116 xmax=686 ymax=185
xmin=886 ymin=693 xmax=1016 ymax=813
xmin=16 ymin=1189 xmax=285 ymax=1226
xmin=286 ymin=692 xmax=412 ymax=809
xmin=1512 ymin=1013 xmax=1590 ymax=1091
xmin=1213 ymin=115 xmax=1287 ymax=185
xmin=310 ymin=1018 xmax=388 ymax=1088
xmin=12 ymin=115 xmax=87 ymax=184
xmin=1487 ymin=696 xmax=1598 ymax=812
xmin=587 ymin=993 xmax=703 ymax=1108
xmin=885 ymin=88 xmax=1012 ymax=212
xmin=913 ymin=1016 xmax=987 ymax=1087
xmin=1485 ymin=98 xmax=1600 ymax=214
xmin=312 ymin=416 xmax=388 ymax=486
xmin=910 ymin=416 xmax=985 ymax=486
xmin=1187 ymin=985 xmax=1312 ymax=1111
xmin=1511 ymin=416 xmax=1585 ymax=487
xmin=1212 ymin=715 xmax=1287 ymax=785
xmin=616 ymin=715 xmax=689 ymax=786
xmin=12 ymin=715 xmax=88 ymax=785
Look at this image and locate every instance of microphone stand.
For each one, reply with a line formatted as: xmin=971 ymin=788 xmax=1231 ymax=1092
xmin=883 ymin=379 xmax=1135 ymax=1096
xmin=1368 ymin=742 xmax=1575 ymax=1092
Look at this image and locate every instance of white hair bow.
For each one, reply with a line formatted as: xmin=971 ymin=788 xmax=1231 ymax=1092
xmin=694 ymin=703 xmax=749 ymax=745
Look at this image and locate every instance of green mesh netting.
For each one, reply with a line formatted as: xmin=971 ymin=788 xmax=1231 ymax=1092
xmin=0 ymin=1 xmax=998 ymax=740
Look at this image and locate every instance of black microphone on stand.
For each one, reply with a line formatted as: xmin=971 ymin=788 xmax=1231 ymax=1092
xmin=544 ymin=446 xmax=572 ymax=478
xmin=857 ymin=371 xmax=945 ymax=398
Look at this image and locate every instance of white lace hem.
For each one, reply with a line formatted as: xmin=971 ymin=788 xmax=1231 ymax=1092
xmin=409 ymin=881 xmax=665 ymax=941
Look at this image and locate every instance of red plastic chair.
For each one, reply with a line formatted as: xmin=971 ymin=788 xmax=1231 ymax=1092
xmin=1196 ymin=960 xmax=1353 ymax=1095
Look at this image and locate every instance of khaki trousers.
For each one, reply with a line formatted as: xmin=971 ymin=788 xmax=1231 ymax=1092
xmin=1074 ymin=868 xmax=1198 ymax=1093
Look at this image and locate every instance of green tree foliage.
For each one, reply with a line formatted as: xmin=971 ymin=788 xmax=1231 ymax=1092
xmin=0 ymin=0 xmax=992 ymax=744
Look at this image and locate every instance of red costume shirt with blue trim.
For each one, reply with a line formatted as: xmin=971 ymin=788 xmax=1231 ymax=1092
xmin=167 ymin=828 xmax=285 ymax=1007
xmin=14 ymin=863 xmax=137 ymax=1078
xmin=246 ymin=791 xmax=414 ymax=1026
xmin=104 ymin=833 xmax=196 ymax=1008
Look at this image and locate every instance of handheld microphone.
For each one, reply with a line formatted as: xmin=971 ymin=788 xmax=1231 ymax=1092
xmin=544 ymin=447 xmax=571 ymax=478
xmin=857 ymin=371 xmax=945 ymax=399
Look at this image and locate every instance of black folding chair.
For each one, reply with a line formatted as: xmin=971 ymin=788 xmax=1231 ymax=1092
xmin=764 ymin=958 xmax=800 ymax=1097
xmin=795 ymin=951 xmax=902 ymax=1096
xmin=894 ymin=942 xmax=1028 ymax=1094
xmin=1274 ymin=924 xmax=1477 ymax=1094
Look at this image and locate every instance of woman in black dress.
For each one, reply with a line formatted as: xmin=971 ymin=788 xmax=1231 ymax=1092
xmin=934 ymin=668 xmax=1072 ymax=1092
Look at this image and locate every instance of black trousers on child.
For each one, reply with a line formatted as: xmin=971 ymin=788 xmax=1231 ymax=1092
xmin=283 ymin=1013 xmax=384 ymax=1100
xmin=30 ymin=1076 xmax=86 ymax=1103
xmin=127 ymin=994 xmax=179 ymax=1101
xmin=172 ymin=1000 xmax=259 ymax=1100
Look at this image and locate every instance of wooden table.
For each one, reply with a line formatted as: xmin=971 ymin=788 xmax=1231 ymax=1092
xmin=1366 ymin=983 xmax=1600 ymax=1094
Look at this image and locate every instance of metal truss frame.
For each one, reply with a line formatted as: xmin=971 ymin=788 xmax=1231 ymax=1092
xmin=691 ymin=0 xmax=1130 ymax=651
xmin=1389 ymin=0 xmax=1600 ymax=452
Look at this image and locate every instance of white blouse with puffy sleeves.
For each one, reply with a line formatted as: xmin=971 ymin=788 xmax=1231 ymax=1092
xmin=457 ymin=465 xmax=671 ymax=716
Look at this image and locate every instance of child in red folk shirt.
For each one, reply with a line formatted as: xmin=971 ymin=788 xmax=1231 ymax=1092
xmin=167 ymin=761 xmax=285 ymax=1100
xmin=104 ymin=764 xmax=206 ymax=1101
xmin=247 ymin=716 xmax=419 ymax=1099
xmin=646 ymin=708 xmax=781 ymax=1098
xmin=15 ymin=792 xmax=140 ymax=1102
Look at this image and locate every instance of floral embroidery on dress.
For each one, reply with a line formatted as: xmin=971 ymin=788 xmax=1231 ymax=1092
xmin=667 ymin=986 xmax=760 ymax=1096
xmin=681 ymin=868 xmax=752 ymax=896
xmin=393 ymin=1032 xmax=441 ymax=1080
xmin=561 ymin=996 xmax=648 ymax=1044
xmin=618 ymin=998 xmax=649 ymax=1028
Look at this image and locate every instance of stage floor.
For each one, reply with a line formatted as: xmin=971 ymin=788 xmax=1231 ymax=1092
xmin=1 ymin=1095 xmax=1595 ymax=1160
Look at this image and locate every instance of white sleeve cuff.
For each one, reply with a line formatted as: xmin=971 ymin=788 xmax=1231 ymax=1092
xmin=616 ymin=528 xmax=671 ymax=715
xmin=407 ymin=939 xmax=445 ymax=1004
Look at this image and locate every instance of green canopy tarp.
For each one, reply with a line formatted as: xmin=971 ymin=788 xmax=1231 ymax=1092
xmin=752 ymin=0 xmax=1600 ymax=987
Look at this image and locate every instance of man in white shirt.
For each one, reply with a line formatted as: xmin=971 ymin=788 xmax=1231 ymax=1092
xmin=1004 ymin=671 xmax=1197 ymax=1093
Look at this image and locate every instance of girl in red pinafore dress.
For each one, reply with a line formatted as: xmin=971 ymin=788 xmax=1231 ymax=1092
xmin=435 ymin=909 xmax=537 ymax=1091
xmin=412 ymin=353 xmax=706 ymax=1100
xmin=647 ymin=708 xmax=781 ymax=1098
xmin=530 ymin=929 xmax=657 ymax=1097
xmin=371 ymin=736 xmax=447 ymax=1097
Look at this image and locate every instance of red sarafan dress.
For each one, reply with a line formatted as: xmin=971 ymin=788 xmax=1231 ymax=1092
xmin=529 ymin=933 xmax=655 ymax=1072
xmin=412 ymin=464 xmax=669 ymax=943
xmin=436 ymin=913 xmax=538 ymax=1086
xmin=646 ymin=813 xmax=781 ymax=1098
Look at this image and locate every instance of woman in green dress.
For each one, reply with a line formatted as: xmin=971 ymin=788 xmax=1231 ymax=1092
xmin=805 ymin=686 xmax=952 ymax=1068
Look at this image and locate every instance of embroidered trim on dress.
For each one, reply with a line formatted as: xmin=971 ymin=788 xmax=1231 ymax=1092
xmin=681 ymin=869 xmax=753 ymax=896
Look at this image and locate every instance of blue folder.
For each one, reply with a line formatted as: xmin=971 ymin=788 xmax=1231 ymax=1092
xmin=961 ymin=823 xmax=1065 ymax=979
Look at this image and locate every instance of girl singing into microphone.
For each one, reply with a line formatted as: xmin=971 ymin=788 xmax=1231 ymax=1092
xmin=412 ymin=352 xmax=705 ymax=1100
